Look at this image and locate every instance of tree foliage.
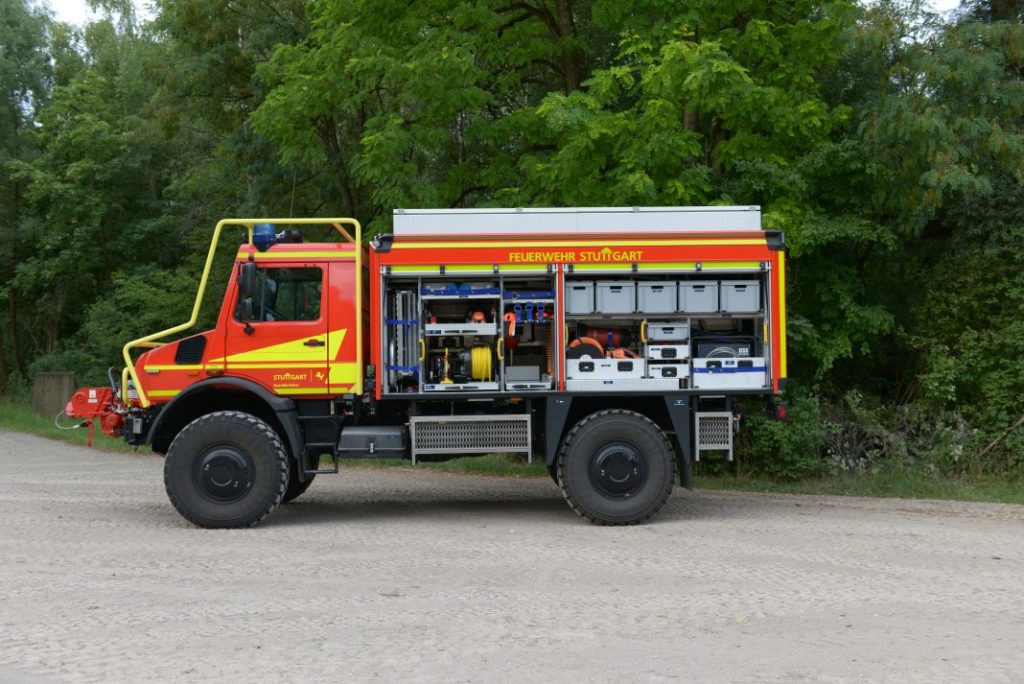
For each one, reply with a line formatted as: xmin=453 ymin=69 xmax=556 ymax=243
xmin=1 ymin=0 xmax=1021 ymax=475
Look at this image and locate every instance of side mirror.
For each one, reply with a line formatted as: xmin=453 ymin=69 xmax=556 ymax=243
xmin=235 ymin=297 xmax=254 ymax=323
xmin=237 ymin=262 xmax=257 ymax=299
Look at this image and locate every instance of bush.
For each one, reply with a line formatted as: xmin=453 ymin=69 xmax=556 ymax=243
xmin=735 ymin=393 xmax=829 ymax=480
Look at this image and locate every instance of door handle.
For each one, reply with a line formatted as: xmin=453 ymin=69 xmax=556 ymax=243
xmin=303 ymin=338 xmax=326 ymax=347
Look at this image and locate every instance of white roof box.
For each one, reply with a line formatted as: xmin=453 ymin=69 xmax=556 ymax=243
xmin=392 ymin=206 xmax=761 ymax=237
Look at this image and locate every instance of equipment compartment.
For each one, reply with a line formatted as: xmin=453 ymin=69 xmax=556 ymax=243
xmin=501 ymin=281 xmax=556 ymax=391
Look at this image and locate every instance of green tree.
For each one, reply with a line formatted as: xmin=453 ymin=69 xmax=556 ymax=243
xmin=0 ymin=0 xmax=51 ymax=389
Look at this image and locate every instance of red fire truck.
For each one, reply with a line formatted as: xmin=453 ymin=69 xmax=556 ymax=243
xmin=68 ymin=207 xmax=787 ymax=527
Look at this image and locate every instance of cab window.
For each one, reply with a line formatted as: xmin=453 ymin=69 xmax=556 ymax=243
xmin=243 ymin=267 xmax=322 ymax=322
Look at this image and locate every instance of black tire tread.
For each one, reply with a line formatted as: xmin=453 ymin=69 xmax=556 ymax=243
xmin=556 ymin=409 xmax=676 ymax=526
xmin=282 ymin=472 xmax=315 ymax=504
xmin=164 ymin=410 xmax=288 ymax=528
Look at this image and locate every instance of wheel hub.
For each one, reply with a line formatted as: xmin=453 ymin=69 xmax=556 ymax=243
xmin=588 ymin=441 xmax=648 ymax=499
xmin=194 ymin=446 xmax=255 ymax=503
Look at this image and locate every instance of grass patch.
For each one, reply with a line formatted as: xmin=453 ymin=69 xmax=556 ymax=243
xmin=0 ymin=399 xmax=135 ymax=452
xmin=695 ymin=471 xmax=1024 ymax=505
xmin=2 ymin=399 xmax=1020 ymax=503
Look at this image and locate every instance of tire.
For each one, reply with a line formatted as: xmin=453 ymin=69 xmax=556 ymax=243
xmin=164 ymin=411 xmax=289 ymax=528
xmin=282 ymin=467 xmax=315 ymax=504
xmin=556 ymin=409 xmax=675 ymax=525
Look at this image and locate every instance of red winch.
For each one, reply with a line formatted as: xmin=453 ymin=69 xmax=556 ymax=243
xmin=65 ymin=387 xmax=125 ymax=446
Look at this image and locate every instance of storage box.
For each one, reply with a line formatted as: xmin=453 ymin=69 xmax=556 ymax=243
xmin=719 ymin=280 xmax=761 ymax=313
xmin=693 ymin=336 xmax=756 ymax=359
xmin=567 ymin=378 xmax=677 ymax=392
xmin=679 ymin=282 xmax=719 ymax=313
xmin=647 ymin=344 xmax=689 ymax=361
xmin=637 ymin=283 xmax=676 ymax=313
xmin=566 ymin=282 xmax=594 ymax=314
xmin=595 ymin=281 xmax=635 ymax=314
xmin=692 ymin=357 xmax=767 ymax=390
xmin=649 ymin=362 xmax=688 ymax=379
xmin=646 ymin=322 xmax=689 ymax=342
xmin=566 ymin=357 xmax=645 ymax=380
xmin=505 ymin=366 xmax=541 ymax=382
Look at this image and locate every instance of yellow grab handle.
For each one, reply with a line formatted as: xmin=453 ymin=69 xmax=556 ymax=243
xmin=497 ymin=337 xmax=504 ymax=361
xmin=640 ymin=320 xmax=648 ymax=344
xmin=418 ymin=338 xmax=425 ymax=361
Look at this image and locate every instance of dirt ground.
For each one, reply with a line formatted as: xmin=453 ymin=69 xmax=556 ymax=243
xmin=0 ymin=430 xmax=1022 ymax=683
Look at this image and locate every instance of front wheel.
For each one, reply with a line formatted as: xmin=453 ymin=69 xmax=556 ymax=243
xmin=557 ymin=409 xmax=675 ymax=525
xmin=282 ymin=469 xmax=316 ymax=504
xmin=164 ymin=411 xmax=289 ymax=528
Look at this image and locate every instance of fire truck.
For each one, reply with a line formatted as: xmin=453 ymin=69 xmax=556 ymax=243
xmin=67 ymin=207 xmax=787 ymax=528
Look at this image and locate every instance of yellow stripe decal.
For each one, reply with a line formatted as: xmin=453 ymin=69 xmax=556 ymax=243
xmin=209 ymin=329 xmax=347 ymax=364
xmin=393 ymin=238 xmax=766 ymax=249
xmin=389 ymin=265 xmax=439 ymax=273
xmin=275 ymin=387 xmax=333 ymax=395
xmin=570 ymin=264 xmax=632 ymax=271
xmin=636 ymin=262 xmax=697 ymax=271
xmin=570 ymin=260 xmax=762 ymax=273
xmin=778 ymin=252 xmax=787 ymax=377
xmin=147 ymin=390 xmax=180 ymax=398
xmin=236 ymin=250 xmax=354 ymax=259
xmin=701 ymin=261 xmax=762 ymax=270
xmin=498 ymin=264 xmax=550 ymax=272
xmin=441 ymin=264 xmax=493 ymax=273
xmin=143 ymin=365 xmax=203 ymax=371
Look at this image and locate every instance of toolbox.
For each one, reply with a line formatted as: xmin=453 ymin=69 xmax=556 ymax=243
xmin=595 ymin=281 xmax=635 ymax=314
xmin=566 ymin=282 xmax=595 ymax=314
xmin=679 ymin=282 xmax=719 ymax=313
xmin=645 ymin=322 xmax=689 ymax=342
xmin=637 ymin=283 xmax=676 ymax=313
xmin=693 ymin=335 xmax=756 ymax=359
xmin=649 ymin=362 xmax=689 ymax=379
xmin=719 ymin=280 xmax=761 ymax=313
xmin=566 ymin=357 xmax=645 ymax=380
xmin=692 ymin=357 xmax=767 ymax=389
xmin=646 ymin=344 xmax=689 ymax=361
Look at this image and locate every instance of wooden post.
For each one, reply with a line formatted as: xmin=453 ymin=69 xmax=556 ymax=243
xmin=32 ymin=372 xmax=76 ymax=419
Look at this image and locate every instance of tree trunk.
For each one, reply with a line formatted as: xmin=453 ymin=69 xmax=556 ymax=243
xmin=555 ymin=0 xmax=585 ymax=93
xmin=9 ymin=291 xmax=22 ymax=373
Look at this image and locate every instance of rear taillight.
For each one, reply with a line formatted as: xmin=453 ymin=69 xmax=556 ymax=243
xmin=774 ymin=402 xmax=788 ymax=421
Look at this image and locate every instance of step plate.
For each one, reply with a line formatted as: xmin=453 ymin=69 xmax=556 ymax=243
xmin=695 ymin=411 xmax=733 ymax=462
xmin=410 ymin=414 xmax=531 ymax=464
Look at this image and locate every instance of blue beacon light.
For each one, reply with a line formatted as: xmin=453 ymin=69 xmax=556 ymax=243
xmin=252 ymin=223 xmax=276 ymax=252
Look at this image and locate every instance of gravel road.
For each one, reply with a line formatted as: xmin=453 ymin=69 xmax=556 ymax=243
xmin=1 ymin=430 xmax=1022 ymax=683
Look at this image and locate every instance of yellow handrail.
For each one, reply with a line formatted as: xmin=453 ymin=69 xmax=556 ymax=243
xmin=122 ymin=218 xmax=363 ymax=407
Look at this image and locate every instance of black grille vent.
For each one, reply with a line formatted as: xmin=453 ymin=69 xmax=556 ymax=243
xmin=175 ymin=335 xmax=207 ymax=365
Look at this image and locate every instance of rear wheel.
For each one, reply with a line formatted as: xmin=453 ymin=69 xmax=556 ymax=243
xmin=557 ymin=409 xmax=675 ymax=525
xmin=164 ymin=410 xmax=289 ymax=528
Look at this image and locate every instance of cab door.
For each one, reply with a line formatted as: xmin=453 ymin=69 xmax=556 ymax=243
xmin=326 ymin=258 xmax=361 ymax=395
xmin=224 ymin=263 xmax=330 ymax=397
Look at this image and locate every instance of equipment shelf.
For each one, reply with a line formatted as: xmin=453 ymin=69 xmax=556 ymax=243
xmin=420 ymin=293 xmax=502 ymax=301
xmin=423 ymin=322 xmax=498 ymax=336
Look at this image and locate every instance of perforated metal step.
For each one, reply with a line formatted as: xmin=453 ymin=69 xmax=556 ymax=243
xmin=410 ymin=415 xmax=531 ymax=464
xmin=695 ymin=412 xmax=734 ymax=461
